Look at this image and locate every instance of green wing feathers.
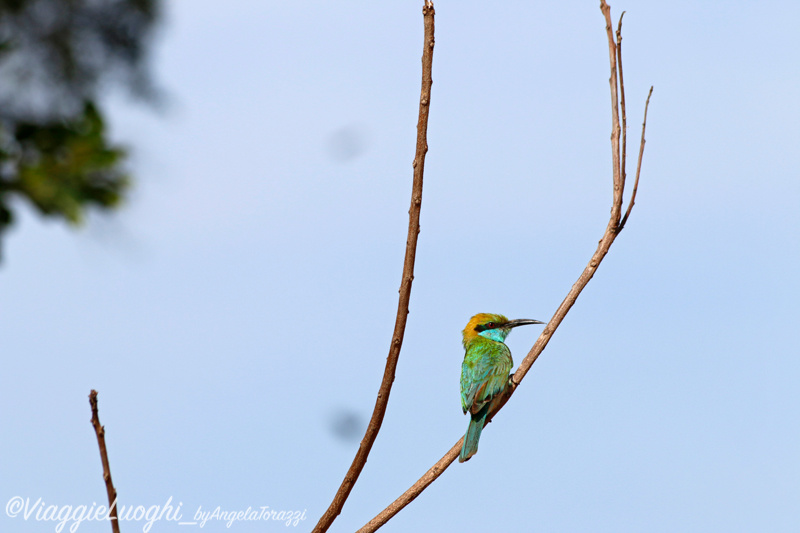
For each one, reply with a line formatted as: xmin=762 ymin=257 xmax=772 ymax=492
xmin=459 ymin=338 xmax=513 ymax=461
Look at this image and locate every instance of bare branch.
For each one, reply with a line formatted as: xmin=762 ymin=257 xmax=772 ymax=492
xmin=616 ymin=12 xmax=627 ymax=196
xmin=619 ymin=86 xmax=653 ymax=231
xmin=357 ymin=442 xmax=461 ymax=533
xmin=312 ymin=3 xmax=436 ymax=531
xmin=601 ymin=1 xmax=623 ymax=226
xmin=357 ymin=2 xmax=651 ymax=530
xmin=89 ymin=390 xmax=120 ymax=533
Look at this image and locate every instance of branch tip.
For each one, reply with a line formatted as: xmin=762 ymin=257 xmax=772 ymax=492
xmin=619 ymin=87 xmax=653 ymax=232
xmin=89 ymin=390 xmax=121 ymax=533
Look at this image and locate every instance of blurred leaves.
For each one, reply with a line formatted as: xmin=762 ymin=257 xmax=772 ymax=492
xmin=0 ymin=0 xmax=159 ymax=117
xmin=0 ymin=0 xmax=160 ymax=259
xmin=2 ymin=102 xmax=127 ymax=225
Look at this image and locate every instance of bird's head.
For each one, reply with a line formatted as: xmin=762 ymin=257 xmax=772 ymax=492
xmin=462 ymin=313 xmax=545 ymax=347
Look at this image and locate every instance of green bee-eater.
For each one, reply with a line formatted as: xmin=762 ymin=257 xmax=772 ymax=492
xmin=459 ymin=313 xmax=544 ymax=462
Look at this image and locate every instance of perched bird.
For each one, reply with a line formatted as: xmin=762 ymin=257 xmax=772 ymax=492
xmin=459 ymin=313 xmax=544 ymax=463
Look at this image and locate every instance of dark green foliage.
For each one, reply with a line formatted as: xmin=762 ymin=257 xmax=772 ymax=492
xmin=1 ymin=102 xmax=128 ymax=225
xmin=0 ymin=0 xmax=159 ymax=258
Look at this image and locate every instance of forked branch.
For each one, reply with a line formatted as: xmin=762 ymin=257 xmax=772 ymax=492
xmin=312 ymin=2 xmax=436 ymax=531
xmin=357 ymin=2 xmax=653 ymax=531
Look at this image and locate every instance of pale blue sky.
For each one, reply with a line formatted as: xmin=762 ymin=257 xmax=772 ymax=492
xmin=2 ymin=1 xmax=799 ymax=532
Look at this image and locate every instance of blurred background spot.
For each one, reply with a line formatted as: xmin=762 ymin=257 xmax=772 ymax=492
xmin=326 ymin=124 xmax=368 ymax=163
xmin=328 ymin=408 xmax=365 ymax=443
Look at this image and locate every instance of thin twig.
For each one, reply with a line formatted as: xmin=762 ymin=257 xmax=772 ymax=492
xmin=356 ymin=2 xmax=651 ymax=530
xmin=616 ymin=12 xmax=627 ymax=197
xmin=89 ymin=390 xmax=120 ymax=533
xmin=601 ymin=1 xmax=623 ymax=224
xmin=312 ymin=3 xmax=436 ymax=532
xmin=619 ymin=86 xmax=653 ymax=231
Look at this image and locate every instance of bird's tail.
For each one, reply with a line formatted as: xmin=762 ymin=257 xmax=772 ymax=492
xmin=459 ymin=406 xmax=489 ymax=463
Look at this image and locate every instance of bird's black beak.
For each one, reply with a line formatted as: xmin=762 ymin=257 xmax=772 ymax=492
xmin=506 ymin=318 xmax=545 ymax=328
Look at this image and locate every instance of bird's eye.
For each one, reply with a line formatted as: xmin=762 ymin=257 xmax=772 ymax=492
xmin=486 ymin=322 xmax=495 ymax=328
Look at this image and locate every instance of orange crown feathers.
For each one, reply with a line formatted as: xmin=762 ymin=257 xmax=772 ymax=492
xmin=462 ymin=313 xmax=509 ymax=347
